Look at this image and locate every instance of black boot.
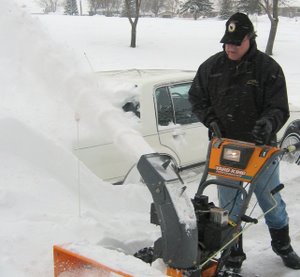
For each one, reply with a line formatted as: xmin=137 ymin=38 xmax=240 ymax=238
xmin=224 ymin=235 xmax=247 ymax=273
xmin=269 ymin=225 xmax=300 ymax=269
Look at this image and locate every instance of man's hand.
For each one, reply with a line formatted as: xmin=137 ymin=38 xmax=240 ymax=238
xmin=252 ymin=118 xmax=273 ymax=145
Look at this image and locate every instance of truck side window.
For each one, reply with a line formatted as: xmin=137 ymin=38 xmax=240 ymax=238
xmin=169 ymin=83 xmax=199 ymax=125
xmin=155 ymin=87 xmax=174 ymax=126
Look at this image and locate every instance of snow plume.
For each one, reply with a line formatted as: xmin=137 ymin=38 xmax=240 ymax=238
xmin=71 ymin=83 xmax=154 ymax=160
xmin=0 ymin=0 xmax=80 ymax=146
xmin=0 ymin=0 xmax=153 ymax=162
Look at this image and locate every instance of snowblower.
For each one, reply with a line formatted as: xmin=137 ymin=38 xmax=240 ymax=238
xmin=53 ymin=123 xmax=300 ymax=277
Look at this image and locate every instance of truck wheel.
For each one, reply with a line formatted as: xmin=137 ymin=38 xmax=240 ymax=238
xmin=280 ymin=121 xmax=300 ymax=165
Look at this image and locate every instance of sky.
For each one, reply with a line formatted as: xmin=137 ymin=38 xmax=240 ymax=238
xmin=1 ymin=0 xmax=300 ymax=277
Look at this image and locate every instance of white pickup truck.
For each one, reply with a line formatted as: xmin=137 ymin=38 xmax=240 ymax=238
xmin=73 ymin=69 xmax=300 ymax=184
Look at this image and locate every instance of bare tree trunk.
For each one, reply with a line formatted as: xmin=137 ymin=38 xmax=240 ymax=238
xmin=125 ymin=0 xmax=142 ymax=48
xmin=79 ymin=0 xmax=83 ymax=16
xmin=265 ymin=15 xmax=278 ymax=55
xmin=259 ymin=0 xmax=279 ymax=55
xmin=131 ymin=21 xmax=138 ymax=47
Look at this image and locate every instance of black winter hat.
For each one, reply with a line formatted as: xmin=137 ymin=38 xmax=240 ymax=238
xmin=220 ymin=13 xmax=254 ymax=46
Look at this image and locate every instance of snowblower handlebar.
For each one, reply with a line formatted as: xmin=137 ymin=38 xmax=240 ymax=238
xmin=271 ymin=183 xmax=285 ymax=195
xmin=285 ymin=141 xmax=300 ymax=153
xmin=210 ymin=121 xmax=222 ymax=138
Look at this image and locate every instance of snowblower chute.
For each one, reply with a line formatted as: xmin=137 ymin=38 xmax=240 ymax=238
xmin=136 ymin=153 xmax=199 ymax=269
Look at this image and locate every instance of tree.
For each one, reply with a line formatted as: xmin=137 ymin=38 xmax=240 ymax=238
xmin=236 ymin=0 xmax=262 ymax=15
xmin=124 ymin=0 xmax=142 ymax=48
xmin=140 ymin=0 xmax=152 ymax=15
xmin=181 ymin=0 xmax=213 ymax=20
xmin=36 ymin=0 xmax=60 ymax=13
xmin=219 ymin=0 xmax=235 ymax=19
xmin=64 ymin=0 xmax=79 ymax=15
xmin=151 ymin=0 xmax=166 ymax=17
xmin=88 ymin=0 xmax=99 ymax=14
xmin=104 ymin=0 xmax=123 ymax=16
xmin=88 ymin=0 xmax=122 ymax=16
xmin=165 ymin=0 xmax=181 ymax=15
xmin=140 ymin=0 xmax=181 ymax=17
xmin=79 ymin=0 xmax=83 ymax=15
xmin=258 ymin=0 xmax=279 ymax=55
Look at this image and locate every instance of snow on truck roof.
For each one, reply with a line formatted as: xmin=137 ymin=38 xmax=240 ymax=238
xmin=94 ymin=69 xmax=197 ymax=103
xmin=95 ymin=68 xmax=196 ymax=84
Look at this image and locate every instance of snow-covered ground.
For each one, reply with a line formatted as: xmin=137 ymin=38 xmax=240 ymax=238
xmin=1 ymin=0 xmax=300 ymax=276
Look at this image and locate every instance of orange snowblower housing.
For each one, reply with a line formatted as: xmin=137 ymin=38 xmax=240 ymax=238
xmin=53 ymin=245 xmax=133 ymax=277
xmin=207 ymin=137 xmax=280 ymax=182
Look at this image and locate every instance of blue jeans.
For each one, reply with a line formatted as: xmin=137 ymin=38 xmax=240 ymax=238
xmin=218 ymin=158 xmax=289 ymax=229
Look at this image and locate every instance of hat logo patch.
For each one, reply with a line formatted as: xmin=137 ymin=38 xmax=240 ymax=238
xmin=228 ymin=22 xmax=236 ymax=32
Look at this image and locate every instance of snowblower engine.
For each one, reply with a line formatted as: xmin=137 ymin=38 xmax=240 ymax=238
xmin=192 ymin=194 xmax=235 ymax=254
xmin=151 ymin=192 xmax=235 ymax=255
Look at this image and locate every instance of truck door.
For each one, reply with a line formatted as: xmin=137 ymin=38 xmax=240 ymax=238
xmin=155 ymin=82 xmax=209 ymax=168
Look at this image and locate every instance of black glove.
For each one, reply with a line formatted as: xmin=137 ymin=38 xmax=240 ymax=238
xmin=252 ymin=118 xmax=273 ymax=145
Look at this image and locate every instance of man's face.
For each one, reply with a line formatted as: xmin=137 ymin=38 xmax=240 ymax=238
xmin=225 ymin=36 xmax=250 ymax=61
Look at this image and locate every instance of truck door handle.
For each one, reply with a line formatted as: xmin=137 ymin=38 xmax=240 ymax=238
xmin=172 ymin=129 xmax=186 ymax=137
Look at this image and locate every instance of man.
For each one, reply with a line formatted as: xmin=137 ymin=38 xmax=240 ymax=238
xmin=188 ymin=12 xmax=300 ymax=272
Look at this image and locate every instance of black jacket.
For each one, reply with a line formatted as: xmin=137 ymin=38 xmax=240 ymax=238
xmin=188 ymin=41 xmax=290 ymax=143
